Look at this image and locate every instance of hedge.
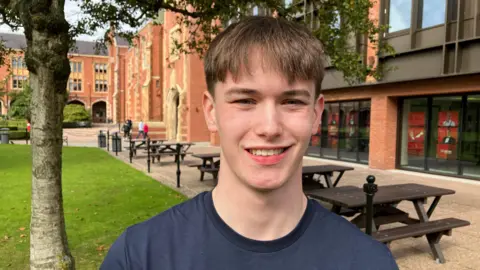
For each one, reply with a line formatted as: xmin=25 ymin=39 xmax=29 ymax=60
xmin=4 ymin=130 xmax=30 ymax=140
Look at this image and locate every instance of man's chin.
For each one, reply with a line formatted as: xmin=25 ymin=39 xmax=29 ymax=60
xmin=242 ymin=177 xmax=291 ymax=193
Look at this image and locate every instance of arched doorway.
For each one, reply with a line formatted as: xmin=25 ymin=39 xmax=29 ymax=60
xmin=67 ymin=100 xmax=85 ymax=107
xmin=92 ymin=101 xmax=107 ymax=123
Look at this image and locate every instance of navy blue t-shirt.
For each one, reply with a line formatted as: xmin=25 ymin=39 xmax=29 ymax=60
xmin=101 ymin=191 xmax=398 ymax=269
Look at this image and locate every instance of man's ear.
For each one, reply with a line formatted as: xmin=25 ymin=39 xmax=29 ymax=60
xmin=202 ymin=91 xmax=218 ymax=133
xmin=312 ymin=94 xmax=324 ymax=135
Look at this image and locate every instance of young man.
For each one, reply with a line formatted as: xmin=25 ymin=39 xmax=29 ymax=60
xmin=101 ymin=16 xmax=399 ymax=269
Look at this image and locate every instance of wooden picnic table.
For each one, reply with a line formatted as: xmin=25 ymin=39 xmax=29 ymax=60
xmin=191 ymin=153 xmax=221 ymax=184
xmin=306 ymin=183 xmax=470 ymax=263
xmin=302 ymin=165 xmax=354 ymax=190
xmin=151 ymin=142 xmax=195 ymax=188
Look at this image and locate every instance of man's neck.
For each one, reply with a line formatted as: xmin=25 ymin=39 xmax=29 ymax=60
xmin=211 ymin=166 xmax=307 ymax=242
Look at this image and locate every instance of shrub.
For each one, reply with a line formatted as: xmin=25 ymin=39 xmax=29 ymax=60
xmin=63 ymin=104 xmax=91 ymax=123
xmin=6 ymin=130 xmax=29 ymax=140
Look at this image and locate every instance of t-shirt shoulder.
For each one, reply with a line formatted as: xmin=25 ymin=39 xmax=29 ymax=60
xmin=100 ymin=192 xmax=207 ymax=269
xmin=128 ymin=191 xmax=206 ymax=237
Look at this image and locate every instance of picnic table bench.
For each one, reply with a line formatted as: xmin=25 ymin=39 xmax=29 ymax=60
xmin=302 ymin=165 xmax=354 ymax=190
xmin=150 ymin=142 xmax=193 ymax=164
xmin=190 ymin=153 xmax=220 ymax=185
xmin=306 ymin=182 xmax=470 ymax=263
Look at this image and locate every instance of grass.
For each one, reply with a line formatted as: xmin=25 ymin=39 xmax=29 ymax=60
xmin=0 ymin=144 xmax=187 ymax=269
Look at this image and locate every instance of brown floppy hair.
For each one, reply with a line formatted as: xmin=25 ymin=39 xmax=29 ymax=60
xmin=204 ymin=16 xmax=325 ymax=99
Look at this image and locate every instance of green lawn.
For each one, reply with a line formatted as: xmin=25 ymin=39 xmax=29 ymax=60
xmin=0 ymin=145 xmax=187 ymax=269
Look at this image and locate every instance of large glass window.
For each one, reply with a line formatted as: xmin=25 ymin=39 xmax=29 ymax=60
xmin=427 ymin=96 xmax=462 ymax=174
xmin=420 ymin=0 xmax=446 ymax=28
xmin=339 ymin=102 xmax=358 ymax=162
xmin=358 ymin=101 xmax=371 ymax=163
xmin=307 ymin=100 xmax=371 ymax=164
xmin=399 ymin=94 xmax=480 ymax=180
xmin=461 ymin=95 xmax=480 ymax=178
xmin=388 ymin=0 xmax=412 ymax=33
xmin=322 ymin=103 xmax=340 ymax=159
xmin=400 ymin=98 xmax=428 ymax=170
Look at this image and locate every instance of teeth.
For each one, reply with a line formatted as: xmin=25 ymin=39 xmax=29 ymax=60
xmin=249 ymin=148 xmax=285 ymax=156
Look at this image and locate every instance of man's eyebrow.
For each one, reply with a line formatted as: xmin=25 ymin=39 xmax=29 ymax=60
xmin=224 ymin=88 xmax=259 ymax=97
xmin=283 ymin=90 xmax=312 ymax=98
xmin=224 ymin=88 xmax=312 ymax=98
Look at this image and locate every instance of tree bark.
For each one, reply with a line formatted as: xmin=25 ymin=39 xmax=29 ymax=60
xmin=19 ymin=0 xmax=75 ymax=269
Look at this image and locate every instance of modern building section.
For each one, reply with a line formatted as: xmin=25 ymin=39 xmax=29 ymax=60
xmin=310 ymin=0 xmax=480 ymax=180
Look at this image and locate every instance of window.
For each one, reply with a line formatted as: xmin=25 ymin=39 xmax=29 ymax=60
xmin=70 ymin=62 xmax=82 ymax=73
xmin=68 ymin=61 xmax=83 ymax=92
xmin=461 ymin=95 xmax=480 ymax=178
xmin=399 ymin=94 xmax=480 ymax=180
xmin=400 ymin=98 xmax=428 ymax=169
xmin=94 ymin=62 xmax=108 ymax=92
xmin=94 ymin=63 xmax=107 ymax=73
xmin=307 ymin=100 xmax=371 ymax=164
xmin=12 ymin=75 xmax=27 ymax=89
xmin=95 ymin=80 xmax=108 ymax=92
xmin=388 ymin=0 xmax=412 ymax=33
xmin=427 ymin=96 xmax=462 ymax=174
xmin=420 ymin=0 xmax=446 ymax=28
xmin=68 ymin=78 xmax=82 ymax=92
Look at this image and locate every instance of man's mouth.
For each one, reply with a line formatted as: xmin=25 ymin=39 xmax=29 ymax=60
xmin=247 ymin=147 xmax=289 ymax=156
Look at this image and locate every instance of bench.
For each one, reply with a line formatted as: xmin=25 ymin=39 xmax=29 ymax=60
xmin=372 ymin=218 xmax=470 ymax=263
xmin=199 ymin=167 xmax=219 ymax=185
xmin=187 ymin=163 xmax=203 ymax=168
xmin=150 ymin=151 xmax=192 ymax=164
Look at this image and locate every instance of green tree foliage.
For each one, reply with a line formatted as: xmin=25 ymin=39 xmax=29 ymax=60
xmin=63 ymin=104 xmax=90 ymax=122
xmin=77 ymin=0 xmax=393 ymax=84
xmin=7 ymin=83 xmax=32 ymax=121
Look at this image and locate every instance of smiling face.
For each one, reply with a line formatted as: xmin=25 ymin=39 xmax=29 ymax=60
xmin=203 ymin=51 xmax=324 ymax=192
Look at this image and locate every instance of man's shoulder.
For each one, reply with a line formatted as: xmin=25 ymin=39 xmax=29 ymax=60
xmin=125 ymin=192 xmax=208 ymax=239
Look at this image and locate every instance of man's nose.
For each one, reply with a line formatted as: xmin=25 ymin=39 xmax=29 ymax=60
xmin=253 ymin=103 xmax=283 ymax=139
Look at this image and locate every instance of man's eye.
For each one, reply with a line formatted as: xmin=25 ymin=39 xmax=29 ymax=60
xmin=284 ymin=99 xmax=306 ymax=105
xmin=235 ymin=99 xmax=256 ymax=105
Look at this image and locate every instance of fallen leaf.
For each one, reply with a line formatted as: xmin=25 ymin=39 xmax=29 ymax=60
xmin=75 ymin=208 xmax=79 ymax=212
xmin=4 ymin=235 xmax=9 ymax=240
xmin=20 ymin=234 xmax=26 ymax=238
xmin=19 ymin=227 xmax=25 ymax=231
xmin=96 ymin=245 xmax=105 ymax=251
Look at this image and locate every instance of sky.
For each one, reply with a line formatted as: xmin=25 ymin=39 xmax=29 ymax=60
xmin=0 ymin=0 xmax=134 ymax=41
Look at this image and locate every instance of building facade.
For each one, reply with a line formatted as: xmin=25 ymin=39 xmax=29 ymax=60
xmin=1 ymin=1 xmax=479 ymax=180
xmin=306 ymin=0 xmax=480 ymax=181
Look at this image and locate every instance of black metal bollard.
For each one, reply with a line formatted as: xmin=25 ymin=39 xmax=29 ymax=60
xmin=115 ymin=133 xmax=119 ymax=156
xmin=363 ymin=175 xmax=378 ymax=236
xmin=107 ymin=130 xmax=110 ymax=151
xmin=147 ymin=137 xmax=151 ymax=173
xmin=129 ymin=134 xmax=133 ymax=163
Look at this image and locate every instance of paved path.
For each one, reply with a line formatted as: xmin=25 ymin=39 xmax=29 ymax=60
xmin=106 ymin=144 xmax=480 ymax=270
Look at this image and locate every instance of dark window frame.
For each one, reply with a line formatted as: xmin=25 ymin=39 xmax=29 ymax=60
xmin=306 ymin=98 xmax=372 ymax=165
xmin=397 ymin=92 xmax=480 ymax=181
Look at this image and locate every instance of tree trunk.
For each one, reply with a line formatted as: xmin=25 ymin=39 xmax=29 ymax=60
xmin=29 ymin=70 xmax=74 ymax=270
xmin=20 ymin=1 xmax=75 ymax=269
